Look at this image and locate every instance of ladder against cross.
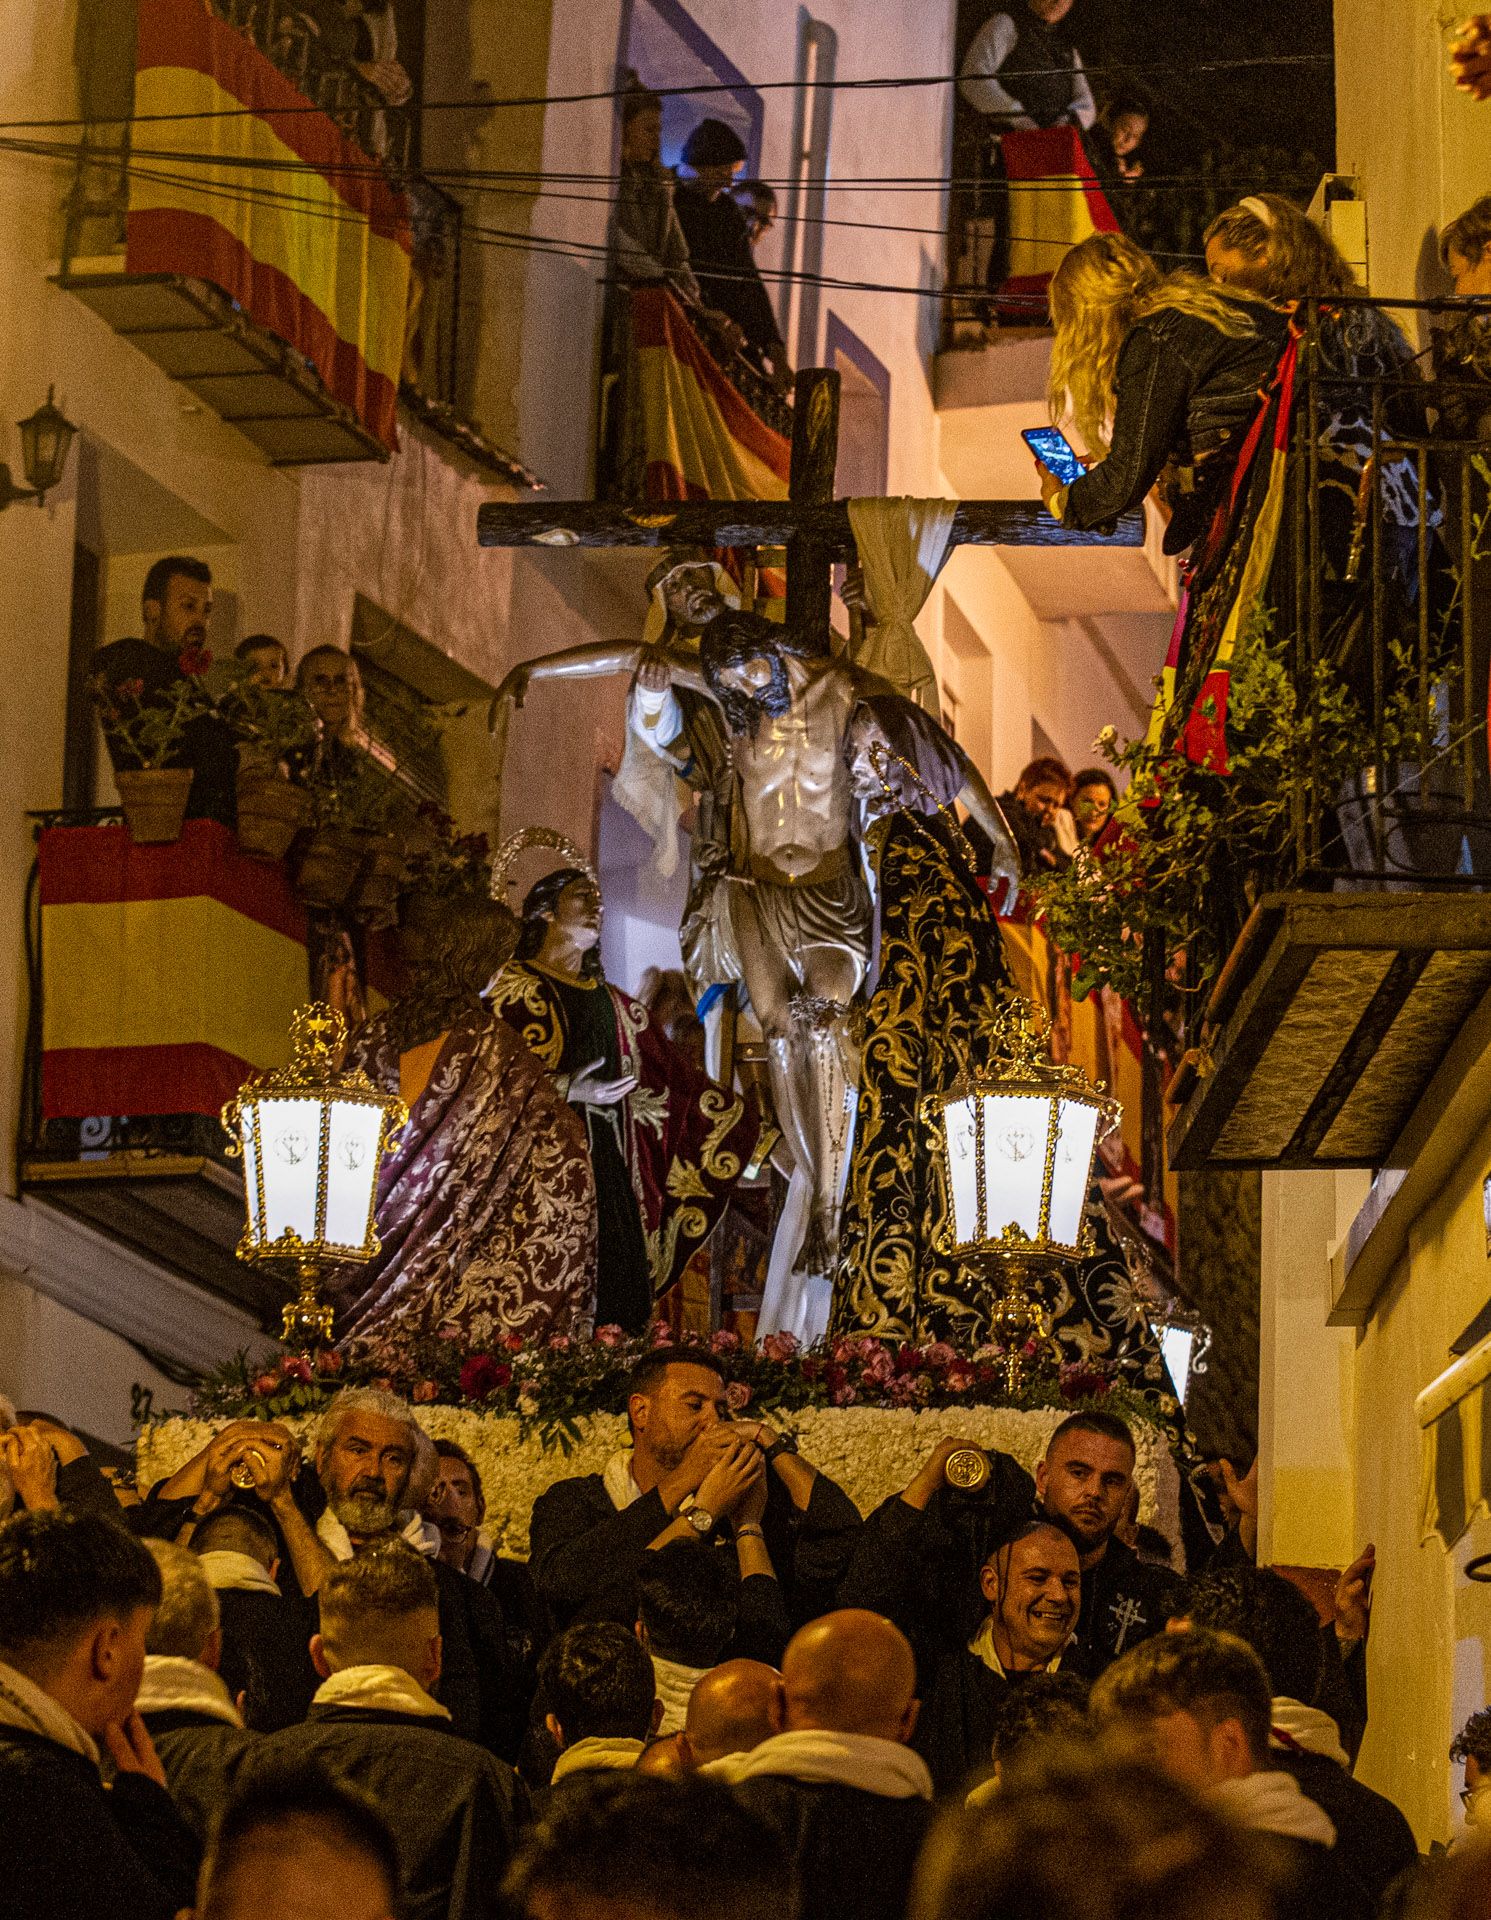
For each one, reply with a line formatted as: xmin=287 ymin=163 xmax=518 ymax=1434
xmin=476 ymin=368 xmax=1143 ymax=632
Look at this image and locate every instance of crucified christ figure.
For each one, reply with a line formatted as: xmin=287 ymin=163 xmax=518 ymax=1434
xmin=495 ymin=607 xmax=1017 ymax=1278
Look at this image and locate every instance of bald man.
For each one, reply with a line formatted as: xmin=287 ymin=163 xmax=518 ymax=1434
xmin=720 ymin=1611 xmax=934 ymax=1920
xmin=685 ymin=1659 xmax=780 ymax=1770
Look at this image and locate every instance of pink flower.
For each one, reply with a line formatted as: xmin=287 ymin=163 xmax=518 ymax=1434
xmin=436 ymin=1325 xmax=464 ymax=1343
xmin=894 ymin=1345 xmax=926 ymax=1375
xmin=760 ymin=1331 xmax=799 ymax=1363
xmin=547 ymin=1334 xmax=572 ymax=1352
xmin=861 ymin=1349 xmax=894 ymax=1386
xmin=412 ymin=1379 xmax=439 ymax=1403
xmin=280 ymin=1355 xmax=313 ymax=1383
xmin=944 ymin=1363 xmax=975 ymax=1393
xmin=500 ymin=1333 xmax=524 ymax=1353
xmin=710 ymin=1329 xmax=742 ymax=1354
xmin=250 ymin=1371 xmax=280 ymax=1398
xmin=888 ymin=1376 xmax=917 ymax=1406
xmin=725 ymin=1380 xmax=753 ymax=1411
xmin=831 ymin=1338 xmax=863 ymax=1365
xmin=649 ymin=1323 xmax=675 ymax=1348
xmin=831 ymin=1383 xmax=858 ymax=1407
xmin=313 ymin=1348 xmax=343 ymax=1376
xmin=594 ymin=1324 xmax=628 ymax=1348
xmin=924 ymin=1342 xmax=958 ymax=1372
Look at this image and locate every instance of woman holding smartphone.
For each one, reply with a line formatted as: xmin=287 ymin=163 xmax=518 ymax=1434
xmin=1034 ymin=231 xmax=1293 ymax=754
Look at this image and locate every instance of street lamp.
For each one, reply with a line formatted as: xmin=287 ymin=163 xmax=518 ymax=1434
xmin=923 ymin=997 xmax=1119 ymax=1392
xmin=0 ymin=388 xmax=78 ymax=511
xmin=221 ymin=1002 xmax=407 ymax=1351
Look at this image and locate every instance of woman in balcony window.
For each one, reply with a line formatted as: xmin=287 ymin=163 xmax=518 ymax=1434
xmin=1035 ymin=232 xmax=1291 ymax=763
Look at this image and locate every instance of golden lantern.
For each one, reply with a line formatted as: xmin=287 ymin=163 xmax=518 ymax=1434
xmin=221 ymin=1003 xmax=407 ymax=1352
xmin=922 ymin=996 xmax=1120 ymax=1392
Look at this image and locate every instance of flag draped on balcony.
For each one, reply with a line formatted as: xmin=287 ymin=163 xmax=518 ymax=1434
xmin=620 ymin=287 xmax=791 ymax=502
xmin=126 ymin=0 xmax=411 ymax=450
xmin=996 ymin=126 xmax=1119 ymax=322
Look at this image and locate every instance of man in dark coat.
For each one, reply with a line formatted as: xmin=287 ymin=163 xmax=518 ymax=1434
xmin=134 ymin=1540 xmax=257 ymax=1842
xmin=1035 ymin=1410 xmax=1184 ymax=1673
xmin=0 ymin=1509 xmax=199 ymax=1920
xmin=259 ymin=1544 xmax=527 ymax=1920
xmin=725 ymin=1610 xmax=934 ymax=1920
xmin=1181 ymin=1564 xmax=1416 ymax=1910
xmin=89 ymin=554 xmax=235 ymax=824
xmin=528 ymin=1351 xmax=859 ymax=1641
xmin=190 ymin=1505 xmax=318 ymax=1731
xmin=671 ymin=118 xmax=791 ymax=388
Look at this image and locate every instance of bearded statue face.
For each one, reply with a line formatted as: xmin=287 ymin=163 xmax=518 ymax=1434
xmin=659 ymin=564 xmax=727 ymax=635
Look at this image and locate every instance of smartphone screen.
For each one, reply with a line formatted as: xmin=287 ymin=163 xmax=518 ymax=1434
xmin=1022 ymin=425 xmax=1085 ymax=488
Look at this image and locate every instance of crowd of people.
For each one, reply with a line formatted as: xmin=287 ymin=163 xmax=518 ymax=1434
xmin=0 ymin=1353 xmax=1468 ymax=1920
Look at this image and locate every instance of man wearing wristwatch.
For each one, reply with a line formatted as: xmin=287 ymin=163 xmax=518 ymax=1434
xmin=528 ymin=1352 xmax=861 ymax=1639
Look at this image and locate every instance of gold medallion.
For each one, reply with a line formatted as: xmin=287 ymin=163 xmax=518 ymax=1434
xmin=229 ymin=1448 xmax=266 ymax=1491
xmin=943 ymin=1446 xmax=990 ymax=1492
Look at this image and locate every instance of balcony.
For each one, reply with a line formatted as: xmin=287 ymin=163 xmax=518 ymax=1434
xmin=57 ymin=0 xmax=454 ymax=467
xmin=1152 ymin=296 xmax=1491 ymax=1173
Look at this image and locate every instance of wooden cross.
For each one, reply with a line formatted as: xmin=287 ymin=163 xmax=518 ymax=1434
xmin=476 ymin=368 xmax=1142 ymax=635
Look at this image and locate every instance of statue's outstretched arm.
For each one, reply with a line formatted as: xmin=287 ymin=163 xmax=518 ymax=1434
xmin=490 ymin=641 xmax=645 ymax=723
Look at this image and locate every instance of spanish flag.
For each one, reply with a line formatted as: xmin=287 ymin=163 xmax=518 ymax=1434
xmin=126 ymin=0 xmax=411 ymax=450
xmin=998 ymin=126 xmax=1119 ymax=323
xmin=625 ymin=287 xmax=790 ymax=503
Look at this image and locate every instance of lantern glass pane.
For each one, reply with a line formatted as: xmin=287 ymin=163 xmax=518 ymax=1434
xmin=980 ymin=1092 xmax=1051 ymax=1241
xmin=324 ymin=1100 xmax=384 ymax=1251
xmin=944 ymin=1094 xmax=982 ymax=1247
xmin=240 ymin=1118 xmax=262 ymax=1242
xmin=1049 ymin=1098 xmax=1100 ymax=1245
xmin=258 ymin=1096 xmax=323 ymax=1241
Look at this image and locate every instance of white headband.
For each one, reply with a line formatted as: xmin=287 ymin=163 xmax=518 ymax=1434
xmin=1238 ymin=195 xmax=1275 ymax=229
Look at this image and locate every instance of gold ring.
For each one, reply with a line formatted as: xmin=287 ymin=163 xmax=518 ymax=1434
xmin=944 ymin=1447 xmax=990 ymax=1492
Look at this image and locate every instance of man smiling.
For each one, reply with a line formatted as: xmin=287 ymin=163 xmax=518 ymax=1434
xmin=912 ymin=1519 xmax=1083 ymax=1792
xmin=1036 ymin=1413 xmax=1183 ymax=1674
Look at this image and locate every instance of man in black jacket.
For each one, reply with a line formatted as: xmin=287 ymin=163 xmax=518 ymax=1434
xmin=135 ymin=1540 xmax=257 ymax=1841
xmin=528 ymin=1351 xmax=860 ymax=1640
xmin=191 ymin=1506 xmax=318 ymax=1731
xmin=1036 ymin=1410 xmax=1183 ymax=1673
xmin=672 ymin=119 xmax=792 ymax=390
xmin=260 ymin=1544 xmax=527 ymax=1920
xmin=0 ymin=1508 xmax=199 ymax=1920
xmin=725 ymin=1610 xmax=934 ymax=1920
xmin=1180 ymin=1565 xmax=1416 ymax=1909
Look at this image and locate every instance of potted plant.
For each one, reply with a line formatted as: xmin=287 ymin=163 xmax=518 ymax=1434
xmin=292 ymin=754 xmax=411 ymax=918
xmin=223 ymin=669 xmax=321 ymax=861
xmin=90 ymin=661 xmax=214 ymax=844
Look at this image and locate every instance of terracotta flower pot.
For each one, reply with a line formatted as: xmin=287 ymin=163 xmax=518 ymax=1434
xmin=292 ymin=827 xmax=366 ymax=910
xmin=236 ymin=769 xmax=311 ymax=863
xmin=116 ymin=767 xmax=194 ymax=845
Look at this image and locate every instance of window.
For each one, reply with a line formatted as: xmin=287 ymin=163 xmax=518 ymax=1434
xmin=618 ymin=0 xmax=763 ymax=172
xmin=349 ymin=594 xmax=494 ymax=809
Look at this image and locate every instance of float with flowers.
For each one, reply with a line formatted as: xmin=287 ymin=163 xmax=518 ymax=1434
xmin=137 ymin=1323 xmax=1186 ymax=1560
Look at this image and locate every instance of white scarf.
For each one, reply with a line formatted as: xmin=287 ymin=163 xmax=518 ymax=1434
xmin=967 ymin=1616 xmax=1064 ymax=1678
xmin=603 ymin=1450 xmax=644 ymax=1512
xmin=196 ymin=1550 xmax=281 ymax=1597
xmin=652 ymin=1655 xmax=711 ymax=1735
xmin=136 ymin=1656 xmax=244 ymax=1728
xmin=551 ymin=1735 xmax=645 ymax=1782
xmin=1211 ymin=1770 xmax=1337 ymax=1847
xmin=312 ymin=1664 xmax=451 ymax=1720
xmin=708 ymin=1729 xmax=933 ymax=1800
xmin=0 ymin=1658 xmax=98 ymax=1767
xmin=465 ymin=1539 xmax=496 ymax=1586
xmin=316 ymin=1509 xmax=441 ymax=1561
xmin=1270 ymin=1697 xmax=1349 ymax=1769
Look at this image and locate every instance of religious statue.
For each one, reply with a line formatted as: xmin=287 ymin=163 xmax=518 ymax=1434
xmin=497 ymin=607 xmax=1018 ymax=1285
xmin=331 ymin=883 xmax=598 ymax=1351
xmin=486 ymin=834 xmax=761 ymax=1332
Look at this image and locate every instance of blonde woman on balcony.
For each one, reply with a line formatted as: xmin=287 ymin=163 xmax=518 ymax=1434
xmin=1035 ymin=232 xmax=1291 ymax=757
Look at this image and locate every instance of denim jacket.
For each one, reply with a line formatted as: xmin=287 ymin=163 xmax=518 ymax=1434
xmin=1062 ymin=298 xmax=1290 ymax=548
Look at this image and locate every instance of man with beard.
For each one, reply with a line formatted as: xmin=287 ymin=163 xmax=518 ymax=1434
xmin=1035 ymin=1412 xmax=1182 ymax=1674
xmin=91 ymin=554 xmax=235 ymax=823
xmin=911 ymin=1519 xmax=1084 ymax=1792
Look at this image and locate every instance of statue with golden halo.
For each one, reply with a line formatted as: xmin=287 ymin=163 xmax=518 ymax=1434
xmin=487 ymin=827 xmax=763 ymax=1333
xmin=329 ymin=842 xmax=598 ymax=1351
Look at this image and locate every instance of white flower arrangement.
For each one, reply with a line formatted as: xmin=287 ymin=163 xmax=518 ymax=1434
xmin=138 ymin=1404 xmax=1178 ymax=1563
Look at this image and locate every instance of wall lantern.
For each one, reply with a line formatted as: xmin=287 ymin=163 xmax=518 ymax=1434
xmin=221 ymin=1003 xmax=407 ymax=1351
xmin=923 ymin=997 xmax=1119 ymax=1391
xmin=0 ymin=388 xmax=78 ymax=511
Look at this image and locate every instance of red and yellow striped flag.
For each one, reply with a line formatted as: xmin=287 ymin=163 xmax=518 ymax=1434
xmin=126 ymin=0 xmax=412 ymax=449
xmin=997 ymin=126 xmax=1119 ymax=322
